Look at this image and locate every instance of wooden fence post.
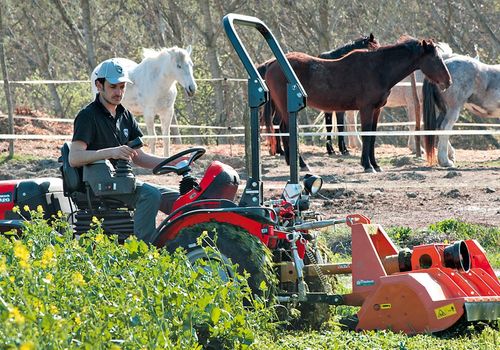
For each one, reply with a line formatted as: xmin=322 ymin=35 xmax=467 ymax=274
xmin=410 ymin=72 xmax=421 ymax=158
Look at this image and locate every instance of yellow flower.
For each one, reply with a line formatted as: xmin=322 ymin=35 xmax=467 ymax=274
xmin=74 ymin=315 xmax=82 ymax=325
xmin=32 ymin=298 xmax=43 ymax=311
xmin=14 ymin=241 xmax=30 ymax=270
xmin=36 ymin=205 xmax=44 ymax=214
xmin=72 ymin=272 xmax=86 ymax=286
xmin=14 ymin=241 xmax=29 ymax=260
xmin=19 ymin=341 xmax=35 ymax=350
xmin=91 ymin=216 xmax=101 ymax=225
xmin=23 ymin=205 xmax=30 ymax=212
xmin=40 ymin=247 xmax=56 ymax=268
xmin=95 ymin=233 xmax=105 ymax=243
xmin=50 ymin=305 xmax=59 ymax=314
xmin=147 ymin=250 xmax=160 ymax=260
xmin=0 ymin=256 xmax=7 ymax=274
xmin=43 ymin=273 xmax=53 ymax=284
xmin=12 ymin=206 xmax=20 ymax=214
xmin=57 ymin=210 xmax=63 ymax=218
xmin=9 ymin=306 xmax=25 ymax=325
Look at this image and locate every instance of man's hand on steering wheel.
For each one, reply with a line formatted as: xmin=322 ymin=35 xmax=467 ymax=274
xmin=152 ymin=147 xmax=206 ymax=176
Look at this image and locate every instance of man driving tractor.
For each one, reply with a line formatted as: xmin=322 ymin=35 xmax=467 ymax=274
xmin=69 ymin=58 xmax=178 ymax=244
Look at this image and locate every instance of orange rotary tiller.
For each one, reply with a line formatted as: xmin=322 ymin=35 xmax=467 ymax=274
xmin=342 ymin=214 xmax=499 ymax=334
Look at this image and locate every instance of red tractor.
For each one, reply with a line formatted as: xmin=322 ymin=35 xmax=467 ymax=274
xmin=0 ymin=14 xmax=498 ymax=333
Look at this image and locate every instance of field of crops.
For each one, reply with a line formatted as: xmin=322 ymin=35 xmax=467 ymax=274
xmin=0 ymin=208 xmax=499 ymax=349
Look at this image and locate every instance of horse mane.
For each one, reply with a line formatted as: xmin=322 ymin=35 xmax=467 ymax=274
xmin=319 ymin=33 xmax=379 ymax=59
xmin=142 ymin=46 xmax=185 ymax=60
xmin=436 ymin=42 xmax=453 ymax=58
xmin=137 ymin=46 xmax=191 ymax=78
xmin=378 ymin=35 xmax=435 ymax=55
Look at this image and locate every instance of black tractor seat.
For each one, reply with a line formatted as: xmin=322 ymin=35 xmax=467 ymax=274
xmin=59 ymin=142 xmax=135 ymax=240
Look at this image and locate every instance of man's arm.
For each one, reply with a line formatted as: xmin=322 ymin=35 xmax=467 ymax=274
xmin=132 ymin=149 xmax=167 ymax=169
xmin=69 ymin=140 xmax=138 ymax=167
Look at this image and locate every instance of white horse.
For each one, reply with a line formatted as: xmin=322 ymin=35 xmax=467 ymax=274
xmin=91 ymin=46 xmax=197 ymax=156
xmin=423 ymin=55 xmax=500 ymax=167
xmin=345 ymin=43 xmax=454 ymax=153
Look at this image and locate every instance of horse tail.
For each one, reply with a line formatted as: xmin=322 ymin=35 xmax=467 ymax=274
xmin=263 ymin=100 xmax=278 ymax=155
xmin=423 ymin=78 xmax=446 ymax=165
xmin=257 ymin=61 xmax=278 ymax=155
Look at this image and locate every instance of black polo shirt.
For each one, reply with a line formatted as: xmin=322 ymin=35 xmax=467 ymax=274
xmin=73 ymin=95 xmax=143 ymax=153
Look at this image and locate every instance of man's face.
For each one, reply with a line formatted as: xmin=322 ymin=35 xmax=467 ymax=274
xmin=96 ymin=80 xmax=126 ymax=105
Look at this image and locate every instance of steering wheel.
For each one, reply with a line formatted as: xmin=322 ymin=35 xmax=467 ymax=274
xmin=152 ymin=147 xmax=206 ymax=176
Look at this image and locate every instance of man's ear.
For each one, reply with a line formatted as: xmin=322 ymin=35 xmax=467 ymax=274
xmin=95 ymin=80 xmax=103 ymax=92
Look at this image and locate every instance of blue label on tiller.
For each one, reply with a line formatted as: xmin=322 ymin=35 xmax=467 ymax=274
xmin=356 ymin=279 xmax=375 ymax=286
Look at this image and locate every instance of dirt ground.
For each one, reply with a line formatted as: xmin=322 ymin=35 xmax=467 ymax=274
xmin=1 ymin=117 xmax=499 ymax=229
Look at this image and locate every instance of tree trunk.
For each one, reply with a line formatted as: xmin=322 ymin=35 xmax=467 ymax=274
xmin=0 ymin=3 xmax=14 ymax=157
xmin=50 ymin=0 xmax=90 ymax=69
xmin=80 ymin=0 xmax=97 ymax=69
xmin=410 ymin=72 xmax=421 ymax=158
xmin=318 ymin=0 xmax=330 ymax=52
xmin=465 ymin=0 xmax=499 ymax=55
xmin=198 ymin=0 xmax=225 ymax=142
xmin=166 ymin=0 xmax=184 ymax=46
xmin=152 ymin=0 xmax=167 ymax=47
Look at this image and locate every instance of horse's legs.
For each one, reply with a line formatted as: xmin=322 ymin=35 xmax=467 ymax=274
xmin=273 ymin=112 xmax=285 ymax=156
xmin=369 ymin=108 xmax=382 ymax=172
xmin=437 ymin=107 xmax=460 ymax=167
xmin=448 ymin=141 xmax=456 ymax=162
xmin=144 ymin=113 xmax=157 ymax=155
xmin=359 ymin=108 xmax=375 ymax=173
xmin=281 ymin=121 xmax=290 ymax=165
xmin=336 ymin=111 xmax=349 ymax=155
xmin=159 ymin=106 xmax=174 ymax=157
xmin=281 ymin=120 xmax=309 ymax=170
xmin=346 ymin=110 xmax=362 ymax=149
xmin=325 ymin=112 xmax=335 ymax=155
xmin=160 ymin=87 xmax=178 ymax=157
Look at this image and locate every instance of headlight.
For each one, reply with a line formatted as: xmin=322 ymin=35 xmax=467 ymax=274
xmin=303 ymin=174 xmax=323 ymax=195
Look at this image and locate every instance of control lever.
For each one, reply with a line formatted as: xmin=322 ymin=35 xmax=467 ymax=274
xmin=115 ymin=137 xmax=144 ymax=177
xmin=127 ymin=137 xmax=144 ymax=149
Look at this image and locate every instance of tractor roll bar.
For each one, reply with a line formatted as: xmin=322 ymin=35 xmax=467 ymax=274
xmin=222 ymin=14 xmax=307 ymax=205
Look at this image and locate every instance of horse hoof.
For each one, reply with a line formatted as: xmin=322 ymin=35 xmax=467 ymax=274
xmin=326 ymin=143 xmax=335 ymax=155
xmin=342 ymin=150 xmax=350 ymax=156
xmin=374 ymin=166 xmax=382 ymax=172
xmin=364 ymin=167 xmax=376 ymax=173
xmin=439 ymin=160 xmax=454 ymax=167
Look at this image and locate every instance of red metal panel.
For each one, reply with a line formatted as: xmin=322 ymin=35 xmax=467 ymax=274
xmin=0 ymin=181 xmax=18 ymax=220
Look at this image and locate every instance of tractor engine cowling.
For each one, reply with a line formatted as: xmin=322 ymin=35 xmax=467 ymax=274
xmin=172 ymin=161 xmax=240 ymax=211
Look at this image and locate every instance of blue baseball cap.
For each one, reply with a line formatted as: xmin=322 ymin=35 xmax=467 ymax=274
xmin=95 ymin=59 xmax=132 ymax=84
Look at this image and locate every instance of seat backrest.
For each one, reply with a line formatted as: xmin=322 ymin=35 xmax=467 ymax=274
xmin=59 ymin=142 xmax=83 ymax=194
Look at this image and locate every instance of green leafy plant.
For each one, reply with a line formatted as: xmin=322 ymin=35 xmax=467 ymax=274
xmin=0 ymin=207 xmax=274 ymax=349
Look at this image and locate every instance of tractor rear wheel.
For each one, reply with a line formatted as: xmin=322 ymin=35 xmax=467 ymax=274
xmin=166 ymin=221 xmax=275 ymax=300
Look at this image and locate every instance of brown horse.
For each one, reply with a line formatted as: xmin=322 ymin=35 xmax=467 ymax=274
xmin=259 ymin=34 xmax=380 ymax=158
xmin=265 ymin=37 xmax=452 ymax=172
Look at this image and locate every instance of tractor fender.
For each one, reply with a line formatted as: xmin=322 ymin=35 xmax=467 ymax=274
xmin=154 ymin=207 xmax=277 ymax=248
